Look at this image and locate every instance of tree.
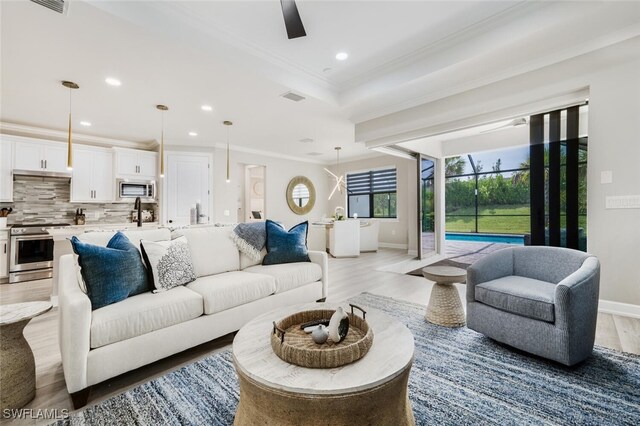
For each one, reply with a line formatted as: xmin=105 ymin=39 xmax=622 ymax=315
xmin=492 ymin=158 xmax=502 ymax=172
xmin=445 ymin=156 xmax=465 ymax=176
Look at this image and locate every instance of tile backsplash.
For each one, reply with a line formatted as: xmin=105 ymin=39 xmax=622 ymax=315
xmin=0 ymin=177 xmax=156 ymax=225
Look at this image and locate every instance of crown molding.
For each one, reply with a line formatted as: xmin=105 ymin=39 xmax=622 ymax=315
xmin=350 ymin=19 xmax=640 ymax=125
xmin=335 ymin=1 xmax=542 ymax=92
xmin=0 ymin=122 xmax=156 ymax=150
xmin=212 ymin=141 xmax=326 ymax=165
xmin=203 ymin=142 xmax=381 ymax=166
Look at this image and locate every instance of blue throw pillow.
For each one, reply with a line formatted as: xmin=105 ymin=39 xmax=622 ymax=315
xmin=70 ymin=232 xmax=150 ymax=310
xmin=263 ymin=220 xmax=310 ymax=266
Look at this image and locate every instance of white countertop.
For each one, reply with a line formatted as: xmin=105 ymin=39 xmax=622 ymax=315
xmin=48 ymin=222 xmax=160 ymax=239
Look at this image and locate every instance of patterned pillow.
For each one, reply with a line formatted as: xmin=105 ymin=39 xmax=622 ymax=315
xmin=140 ymin=236 xmax=196 ymax=292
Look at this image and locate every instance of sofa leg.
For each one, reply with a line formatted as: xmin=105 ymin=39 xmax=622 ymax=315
xmin=316 ymin=297 xmax=326 ymax=303
xmin=70 ymin=387 xmax=91 ymax=409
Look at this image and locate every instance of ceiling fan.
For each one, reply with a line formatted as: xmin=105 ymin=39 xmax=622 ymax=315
xmin=280 ymin=0 xmax=307 ymax=39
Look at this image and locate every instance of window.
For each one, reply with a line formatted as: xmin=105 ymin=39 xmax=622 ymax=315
xmin=291 ymin=183 xmax=310 ymax=207
xmin=347 ymin=168 xmax=397 ymax=218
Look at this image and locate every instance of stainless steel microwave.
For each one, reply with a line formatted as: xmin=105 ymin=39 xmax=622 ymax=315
xmin=116 ymin=179 xmax=156 ymax=202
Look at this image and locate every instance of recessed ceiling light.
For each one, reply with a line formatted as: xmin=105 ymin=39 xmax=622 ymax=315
xmin=105 ymin=77 xmax=121 ymax=86
xmin=80 ymin=121 xmax=91 ymax=127
xmin=188 ymin=131 xmax=198 ymax=136
xmin=335 ymin=52 xmax=349 ymax=61
xmin=201 ymin=105 xmax=213 ymax=112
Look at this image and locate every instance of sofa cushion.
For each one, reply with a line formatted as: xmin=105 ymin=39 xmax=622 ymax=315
xmin=71 ymin=232 xmax=150 ymax=310
xmin=263 ymin=220 xmax=310 ymax=265
xmin=90 ymin=286 xmax=203 ymax=348
xmin=475 ymin=276 xmax=556 ymax=322
xmin=245 ymin=262 xmax=322 ymax=294
xmin=173 ymin=227 xmax=240 ymax=277
xmin=186 ymin=271 xmax=276 ymax=314
xmin=240 ymin=248 xmax=266 ymax=270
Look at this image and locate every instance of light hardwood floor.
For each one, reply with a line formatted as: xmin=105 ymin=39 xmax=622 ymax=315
xmin=1 ymin=248 xmax=638 ymax=425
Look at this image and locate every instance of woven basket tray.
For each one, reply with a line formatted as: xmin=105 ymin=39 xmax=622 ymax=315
xmin=270 ymin=304 xmax=374 ymax=368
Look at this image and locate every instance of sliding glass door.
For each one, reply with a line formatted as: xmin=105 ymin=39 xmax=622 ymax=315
xmin=419 ymin=155 xmax=436 ymax=259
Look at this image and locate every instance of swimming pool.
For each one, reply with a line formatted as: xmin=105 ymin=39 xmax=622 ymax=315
xmin=445 ymin=232 xmax=525 ymax=245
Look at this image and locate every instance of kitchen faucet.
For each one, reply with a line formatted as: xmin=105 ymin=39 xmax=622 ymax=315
xmin=134 ymin=197 xmax=142 ymax=227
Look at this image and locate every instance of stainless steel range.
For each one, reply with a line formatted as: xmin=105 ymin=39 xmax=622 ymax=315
xmin=9 ymin=223 xmax=70 ymax=283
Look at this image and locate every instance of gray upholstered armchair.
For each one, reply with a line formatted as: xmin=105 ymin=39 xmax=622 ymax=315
xmin=467 ymin=246 xmax=600 ymax=366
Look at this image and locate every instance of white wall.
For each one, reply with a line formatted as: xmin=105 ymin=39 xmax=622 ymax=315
xmin=211 ymin=147 xmax=329 ymax=229
xmin=163 ymin=145 xmax=329 ymax=229
xmin=354 ymin=37 xmax=640 ymax=306
xmin=326 ymin=155 xmax=417 ymax=251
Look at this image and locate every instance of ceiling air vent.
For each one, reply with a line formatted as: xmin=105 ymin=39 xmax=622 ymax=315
xmin=299 ymin=138 xmax=314 ymax=143
xmin=306 ymin=152 xmax=323 ymax=156
xmin=30 ymin=0 xmax=67 ymax=14
xmin=281 ymin=91 xmax=306 ymax=102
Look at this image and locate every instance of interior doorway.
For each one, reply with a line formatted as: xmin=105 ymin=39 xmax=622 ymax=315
xmin=241 ymin=165 xmax=266 ymax=222
xmin=163 ymin=152 xmax=211 ymax=226
xmin=418 ymin=155 xmax=436 ymax=259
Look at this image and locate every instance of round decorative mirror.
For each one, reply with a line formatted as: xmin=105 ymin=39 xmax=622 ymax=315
xmin=287 ymin=176 xmax=316 ymax=215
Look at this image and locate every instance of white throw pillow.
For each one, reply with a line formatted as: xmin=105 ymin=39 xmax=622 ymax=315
xmin=140 ymin=236 xmax=196 ymax=292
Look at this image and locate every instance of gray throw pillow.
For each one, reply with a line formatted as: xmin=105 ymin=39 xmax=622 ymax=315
xmin=140 ymin=236 xmax=196 ymax=292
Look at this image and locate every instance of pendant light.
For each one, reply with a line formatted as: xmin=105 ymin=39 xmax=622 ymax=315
xmin=324 ymin=146 xmax=346 ymax=200
xmin=156 ymin=105 xmax=168 ymax=178
xmin=223 ymin=120 xmax=233 ymax=183
xmin=62 ymin=81 xmax=79 ymax=171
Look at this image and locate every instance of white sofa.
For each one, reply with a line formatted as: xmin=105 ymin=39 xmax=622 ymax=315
xmin=58 ymin=226 xmax=328 ymax=408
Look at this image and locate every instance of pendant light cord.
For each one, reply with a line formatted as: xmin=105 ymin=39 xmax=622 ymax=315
xmin=226 ymin=124 xmax=230 ymax=182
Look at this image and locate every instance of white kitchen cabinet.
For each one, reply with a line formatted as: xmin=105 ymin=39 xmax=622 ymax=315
xmin=114 ymin=148 xmax=158 ymax=180
xmin=71 ymin=146 xmax=114 ymax=202
xmin=0 ymin=139 xmax=13 ymax=202
xmin=14 ymin=139 xmax=68 ymax=173
xmin=43 ymin=144 xmax=68 ymax=172
xmin=0 ymin=231 xmax=8 ymax=280
xmin=137 ymin=152 xmax=157 ymax=178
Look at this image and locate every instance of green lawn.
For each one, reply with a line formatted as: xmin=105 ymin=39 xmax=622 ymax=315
xmin=445 ymin=204 xmax=587 ymax=235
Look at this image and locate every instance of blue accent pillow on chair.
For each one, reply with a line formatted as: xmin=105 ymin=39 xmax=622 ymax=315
xmin=263 ymin=220 xmax=310 ymax=265
xmin=70 ymin=232 xmax=150 ymax=310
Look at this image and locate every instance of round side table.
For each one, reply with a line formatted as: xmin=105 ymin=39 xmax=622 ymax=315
xmin=422 ymin=266 xmax=467 ymax=327
xmin=0 ymin=301 xmax=52 ymax=410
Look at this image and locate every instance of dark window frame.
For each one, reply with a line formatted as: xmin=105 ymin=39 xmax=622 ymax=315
xmin=347 ymin=168 xmax=398 ymax=219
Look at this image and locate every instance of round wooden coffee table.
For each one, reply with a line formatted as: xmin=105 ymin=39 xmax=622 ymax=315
xmin=0 ymin=301 xmax=52 ymax=410
xmin=233 ymin=303 xmax=415 ymax=425
xmin=422 ymin=266 xmax=467 ymax=327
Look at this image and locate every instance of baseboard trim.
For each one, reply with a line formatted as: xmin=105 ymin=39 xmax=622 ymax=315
xmin=598 ymin=299 xmax=640 ymax=319
xmin=379 ymin=242 xmax=408 ymax=250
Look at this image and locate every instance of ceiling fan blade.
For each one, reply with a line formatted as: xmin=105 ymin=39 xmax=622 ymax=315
xmin=280 ymin=0 xmax=307 ymax=39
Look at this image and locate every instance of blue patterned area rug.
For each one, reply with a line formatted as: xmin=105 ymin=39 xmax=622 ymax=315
xmin=56 ymin=293 xmax=640 ymax=425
